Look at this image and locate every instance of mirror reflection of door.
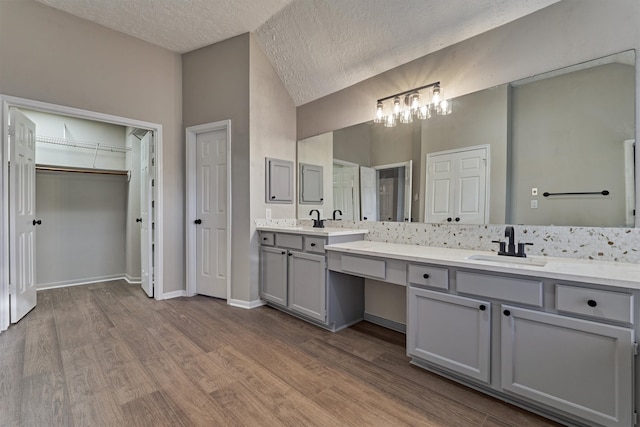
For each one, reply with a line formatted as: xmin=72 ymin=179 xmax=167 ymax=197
xmin=373 ymin=160 xmax=412 ymax=222
xmin=332 ymin=160 xmax=360 ymax=221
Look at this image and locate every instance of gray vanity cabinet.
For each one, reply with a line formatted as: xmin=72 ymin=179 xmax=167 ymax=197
xmin=259 ymin=230 xmax=365 ymax=331
xmin=501 ymin=305 xmax=634 ymax=427
xmin=288 ymin=251 xmax=326 ymax=321
xmin=259 ymin=246 xmax=288 ymax=306
xmin=408 ymin=287 xmax=491 ymax=383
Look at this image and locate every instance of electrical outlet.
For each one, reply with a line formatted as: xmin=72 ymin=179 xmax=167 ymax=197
xmin=531 ymin=200 xmax=538 ymax=209
xmin=532 ymin=187 xmax=538 ymax=196
xmin=265 ymin=208 xmax=271 ymax=220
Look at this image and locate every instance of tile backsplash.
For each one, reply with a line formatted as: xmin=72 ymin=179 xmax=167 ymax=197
xmin=258 ymin=219 xmax=640 ymax=264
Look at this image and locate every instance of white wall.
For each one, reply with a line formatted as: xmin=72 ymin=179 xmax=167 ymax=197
xmin=36 ymin=171 xmax=127 ymax=288
xmin=297 ymin=132 xmax=333 ymax=219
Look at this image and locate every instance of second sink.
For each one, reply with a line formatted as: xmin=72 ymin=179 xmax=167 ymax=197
xmin=467 ymin=254 xmax=547 ymax=267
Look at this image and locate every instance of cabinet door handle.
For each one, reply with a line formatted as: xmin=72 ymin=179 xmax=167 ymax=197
xmin=288 ymin=253 xmax=292 ymax=256
xmin=363 ymin=217 xmax=368 ymax=220
xmin=281 ymin=251 xmax=286 ymax=255
xmin=271 ymin=195 xmax=276 ymax=199
xmin=422 ymin=273 xmax=429 ymax=279
xmin=310 ymin=243 xmax=316 ymax=247
xmin=263 ymin=237 xmax=268 ymax=240
xmin=479 ymin=305 xmax=486 ymax=311
xmin=587 ymin=299 xmax=597 ymax=307
xmin=503 ymin=309 xmax=511 ymax=316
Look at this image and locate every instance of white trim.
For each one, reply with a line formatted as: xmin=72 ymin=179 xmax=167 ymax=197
xmin=229 ymin=298 xmax=266 ymax=309
xmin=0 ymin=94 xmax=164 ymax=333
xmin=161 ymin=290 xmax=186 ymax=299
xmin=185 ymin=120 xmax=232 ymax=300
xmin=37 ymin=275 xmax=126 ymax=290
xmin=124 ymin=275 xmax=142 ymax=284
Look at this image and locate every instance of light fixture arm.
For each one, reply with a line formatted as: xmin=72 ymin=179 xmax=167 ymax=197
xmin=376 ymin=81 xmax=440 ymax=103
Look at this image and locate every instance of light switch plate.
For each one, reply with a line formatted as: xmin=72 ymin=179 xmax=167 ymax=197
xmin=531 ymin=200 xmax=538 ymax=209
xmin=265 ymin=208 xmax=272 ymax=219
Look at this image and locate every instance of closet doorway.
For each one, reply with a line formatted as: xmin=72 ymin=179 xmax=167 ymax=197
xmin=0 ymin=95 xmax=164 ymax=331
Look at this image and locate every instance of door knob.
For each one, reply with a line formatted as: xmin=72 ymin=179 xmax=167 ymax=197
xmin=194 ymin=219 xmax=202 ymax=224
xmin=136 ymin=218 xmax=142 ymax=223
xmin=32 ymin=219 xmax=42 ymax=226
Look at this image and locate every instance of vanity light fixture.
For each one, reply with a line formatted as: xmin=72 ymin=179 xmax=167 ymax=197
xmin=374 ymin=81 xmax=452 ymax=127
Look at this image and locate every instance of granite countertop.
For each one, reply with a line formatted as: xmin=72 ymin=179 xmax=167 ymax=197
xmin=324 ymin=240 xmax=640 ymax=289
xmin=256 ymin=225 xmax=369 ymax=237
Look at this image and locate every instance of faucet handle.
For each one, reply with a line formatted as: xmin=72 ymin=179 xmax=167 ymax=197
xmin=492 ymin=240 xmax=506 ymax=254
xmin=517 ymin=242 xmax=533 ymax=258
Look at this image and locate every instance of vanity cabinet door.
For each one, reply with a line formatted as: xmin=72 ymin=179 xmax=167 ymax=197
xmin=501 ymin=305 xmax=634 ymax=427
xmin=288 ymin=251 xmax=326 ymax=322
xmin=408 ymin=287 xmax=491 ymax=383
xmin=259 ymin=246 xmax=288 ymax=306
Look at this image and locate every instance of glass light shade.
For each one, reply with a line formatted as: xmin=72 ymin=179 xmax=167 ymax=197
xmin=431 ymin=85 xmax=442 ymax=107
xmin=410 ymin=93 xmax=420 ymax=110
xmin=384 ymin=113 xmax=397 ymax=127
xmin=437 ymin=99 xmax=452 ymax=115
xmin=400 ymin=109 xmax=413 ymax=124
xmin=373 ymin=101 xmax=384 ymax=123
xmin=393 ymin=96 xmax=402 ymax=115
xmin=416 ymin=104 xmax=431 ymax=120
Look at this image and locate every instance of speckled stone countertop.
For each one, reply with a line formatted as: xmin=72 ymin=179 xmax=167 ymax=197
xmin=325 ymin=240 xmax=640 ymax=290
xmin=256 ymin=225 xmax=368 ymax=237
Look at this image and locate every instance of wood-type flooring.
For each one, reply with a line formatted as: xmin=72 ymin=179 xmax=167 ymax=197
xmin=0 ymin=280 xmax=561 ymax=426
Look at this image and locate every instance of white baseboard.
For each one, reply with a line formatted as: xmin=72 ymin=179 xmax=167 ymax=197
xmin=161 ymin=290 xmax=186 ymax=299
xmin=228 ymin=298 xmax=266 ymax=309
xmin=364 ymin=313 xmax=406 ymax=333
xmin=124 ymin=275 xmax=141 ymax=284
xmin=37 ymin=274 xmax=125 ymax=290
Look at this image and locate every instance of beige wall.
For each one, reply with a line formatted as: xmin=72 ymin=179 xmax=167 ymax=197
xmin=296 ymin=0 xmax=640 ymax=324
xmin=183 ymin=33 xmax=296 ymax=303
xmin=0 ymin=0 xmax=184 ymax=293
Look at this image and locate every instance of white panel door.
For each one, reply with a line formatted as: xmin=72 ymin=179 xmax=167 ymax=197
xmin=359 ymin=166 xmax=377 ymax=221
xmin=455 ymin=150 xmax=486 ymax=224
xmin=9 ymin=108 xmax=37 ymax=323
xmin=333 ymin=163 xmax=359 ymax=221
xmin=426 ymin=146 xmax=488 ymax=224
xmin=195 ymin=129 xmax=228 ymax=298
xmin=140 ymin=132 xmax=153 ymax=297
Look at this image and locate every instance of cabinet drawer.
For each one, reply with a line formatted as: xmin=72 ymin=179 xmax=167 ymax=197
xmin=341 ymin=255 xmax=386 ymax=280
xmin=260 ymin=232 xmax=275 ymax=246
xmin=456 ymin=271 xmax=543 ymax=307
xmin=408 ymin=264 xmax=449 ymax=290
xmin=304 ymin=237 xmax=326 ymax=253
xmin=275 ymin=233 xmax=303 ymax=250
xmin=556 ymin=285 xmax=633 ymax=324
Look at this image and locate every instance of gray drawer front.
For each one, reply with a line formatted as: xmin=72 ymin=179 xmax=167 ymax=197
xmin=260 ymin=232 xmax=275 ymax=246
xmin=457 ymin=271 xmax=543 ymax=307
xmin=304 ymin=237 xmax=326 ymax=253
xmin=408 ymin=264 xmax=449 ymax=290
xmin=276 ymin=233 xmax=303 ymax=250
xmin=556 ymin=285 xmax=633 ymax=324
xmin=341 ymin=255 xmax=386 ymax=280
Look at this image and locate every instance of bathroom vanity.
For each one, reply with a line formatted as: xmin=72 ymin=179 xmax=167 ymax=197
xmin=256 ymin=226 xmax=367 ymax=331
xmin=325 ymin=240 xmax=640 ymax=427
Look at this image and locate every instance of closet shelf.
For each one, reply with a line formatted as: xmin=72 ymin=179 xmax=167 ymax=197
xmin=36 ymin=135 xmax=130 ymax=153
xmin=36 ymin=164 xmax=129 ymax=177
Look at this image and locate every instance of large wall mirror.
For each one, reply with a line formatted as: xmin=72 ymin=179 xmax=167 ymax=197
xmin=297 ymin=50 xmax=636 ymax=227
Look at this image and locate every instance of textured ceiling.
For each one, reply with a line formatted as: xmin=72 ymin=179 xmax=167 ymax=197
xmin=35 ymin=0 xmax=560 ymax=106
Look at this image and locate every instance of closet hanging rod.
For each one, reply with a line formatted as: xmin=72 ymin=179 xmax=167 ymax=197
xmin=35 ymin=135 xmax=130 ymax=153
xmin=542 ymin=190 xmax=610 ymax=197
xmin=36 ymin=164 xmax=129 ymax=176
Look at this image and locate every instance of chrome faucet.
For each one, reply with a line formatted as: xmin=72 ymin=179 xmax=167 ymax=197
xmin=309 ymin=209 xmax=324 ymax=228
xmin=493 ymin=226 xmax=533 ymax=257
xmin=332 ymin=209 xmax=342 ymax=220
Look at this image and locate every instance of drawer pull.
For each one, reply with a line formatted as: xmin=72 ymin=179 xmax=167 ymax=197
xmin=281 ymin=251 xmax=286 ymax=255
xmin=288 ymin=253 xmax=292 ymax=257
xmin=423 ymin=273 xmax=430 ymax=279
xmin=263 ymin=237 xmax=268 ymax=240
xmin=479 ymin=305 xmax=486 ymax=311
xmin=587 ymin=299 xmax=598 ymax=307
xmin=503 ymin=309 xmax=511 ymax=316
xmin=310 ymin=243 xmax=316 ymax=247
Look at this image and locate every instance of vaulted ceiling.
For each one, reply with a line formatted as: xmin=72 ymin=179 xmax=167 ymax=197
xmin=35 ymin=0 xmax=560 ymax=105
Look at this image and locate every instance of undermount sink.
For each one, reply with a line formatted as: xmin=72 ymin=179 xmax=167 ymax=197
xmin=466 ymin=254 xmax=547 ymax=267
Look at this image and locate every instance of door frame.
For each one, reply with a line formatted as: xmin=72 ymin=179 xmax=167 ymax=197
xmin=0 ymin=94 xmax=165 ymax=333
xmin=185 ymin=120 xmax=232 ymax=299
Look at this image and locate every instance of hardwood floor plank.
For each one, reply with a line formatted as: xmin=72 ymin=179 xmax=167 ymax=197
xmin=120 ymin=391 xmax=187 ymax=427
xmin=0 ymin=281 xmax=563 ymax=426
